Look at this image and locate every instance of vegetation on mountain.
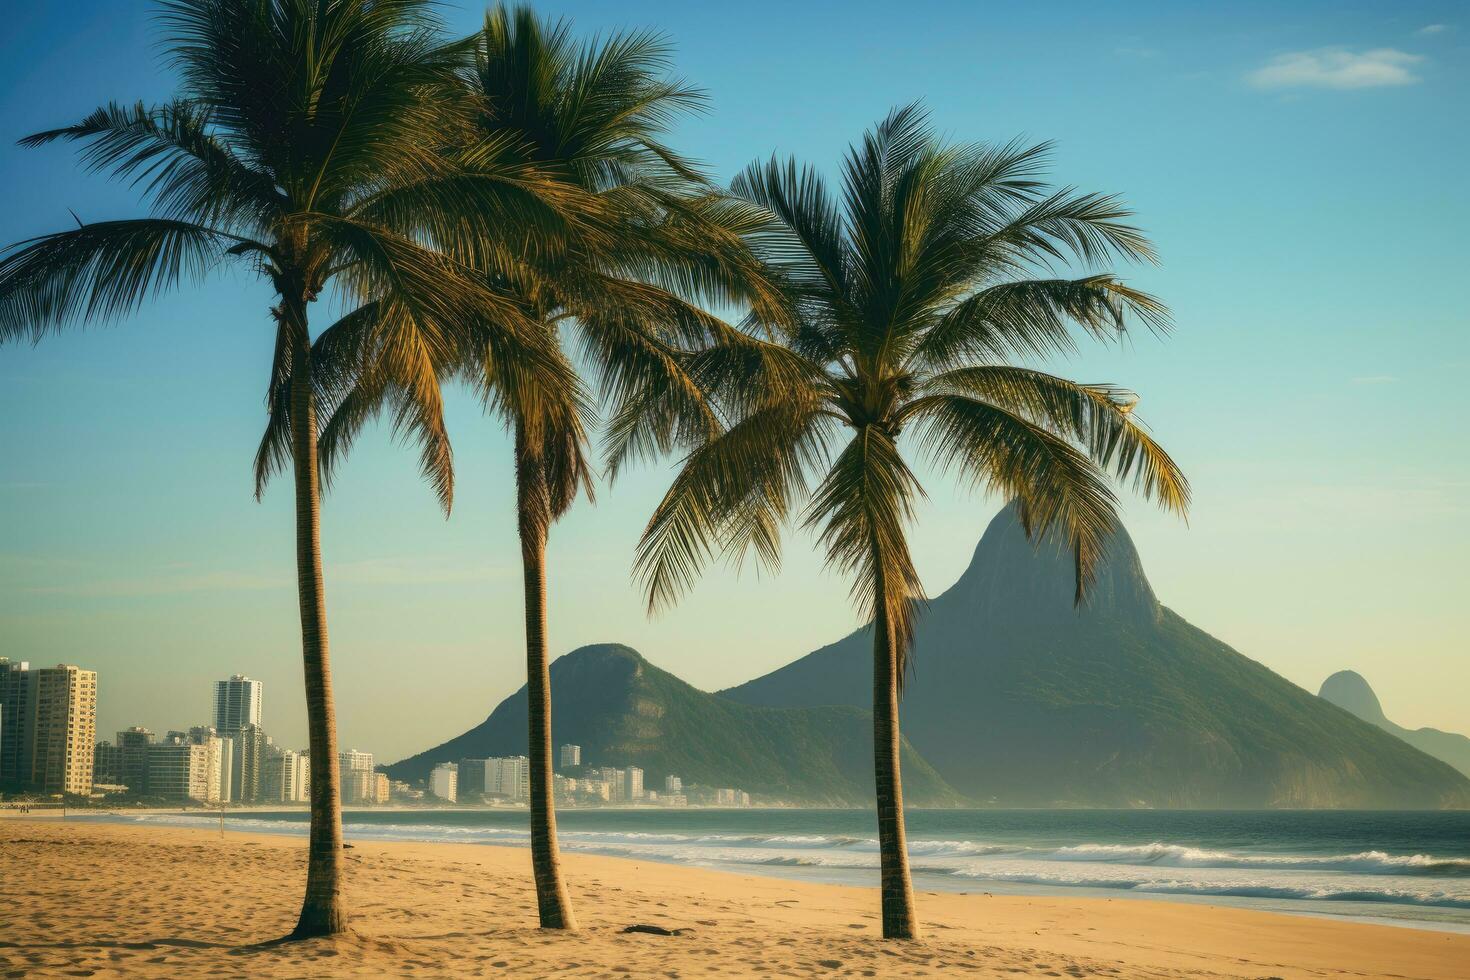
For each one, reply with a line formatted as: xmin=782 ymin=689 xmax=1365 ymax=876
xmin=725 ymin=506 xmax=1470 ymax=809
xmin=385 ymin=644 xmax=963 ymax=807
xmin=1320 ymin=670 xmax=1470 ymax=780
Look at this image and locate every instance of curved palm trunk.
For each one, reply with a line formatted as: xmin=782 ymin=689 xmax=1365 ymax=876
xmin=872 ymin=572 xmax=919 ymax=940
xmin=286 ymin=308 xmax=349 ymax=938
xmin=516 ymin=422 xmax=578 ymax=930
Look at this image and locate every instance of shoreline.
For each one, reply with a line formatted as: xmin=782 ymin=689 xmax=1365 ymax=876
xmin=37 ymin=811 xmax=1470 ymax=940
xmin=5 ymin=818 xmax=1469 ymax=978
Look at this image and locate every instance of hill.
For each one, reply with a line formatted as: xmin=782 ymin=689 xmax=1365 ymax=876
xmin=722 ymin=505 xmax=1470 ymax=809
xmin=384 ymin=643 xmax=963 ymax=806
xmin=1319 ymin=670 xmax=1470 ymax=778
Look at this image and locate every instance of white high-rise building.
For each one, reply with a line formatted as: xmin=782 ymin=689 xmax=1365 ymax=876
xmin=229 ymin=724 xmax=270 ymax=802
xmin=186 ymin=726 xmax=233 ymax=803
xmin=213 ymin=675 xmax=262 ymax=733
xmin=263 ymin=748 xmax=310 ymax=803
xmin=597 ymin=766 xmax=622 ymax=801
xmin=430 ymin=762 xmax=458 ymax=802
xmin=339 ymin=749 xmax=375 ymax=804
xmin=30 ymin=665 xmax=98 ymax=796
xmin=558 ymin=744 xmax=581 ymax=768
xmin=486 ymin=756 xmax=529 ymax=801
xmin=623 ymin=766 xmax=644 ymax=801
xmin=664 ymin=774 xmax=682 ymax=794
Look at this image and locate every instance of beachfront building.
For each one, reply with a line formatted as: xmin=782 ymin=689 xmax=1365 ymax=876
xmin=229 ymin=724 xmax=270 ymax=803
xmin=430 ymin=762 xmax=458 ymax=803
xmin=212 ymin=675 xmax=262 ymax=733
xmin=115 ymin=726 xmax=154 ymax=794
xmin=664 ymin=774 xmax=682 ymax=794
xmin=0 ymin=659 xmax=36 ymax=787
xmin=146 ymin=739 xmax=211 ymax=802
xmin=488 ymin=756 xmax=529 ymax=801
xmin=596 ymin=766 xmax=622 ymax=801
xmin=456 ymin=758 xmax=491 ymax=800
xmin=373 ymin=772 xmax=390 ymax=804
xmin=338 ymin=749 xmax=375 ymax=804
xmin=93 ymin=740 xmax=124 ymax=784
xmin=624 ymin=766 xmax=644 ymax=801
xmin=28 ymin=665 xmax=97 ymax=796
xmin=180 ymin=726 xmax=233 ymax=803
xmin=558 ymin=743 xmax=580 ymax=768
xmin=262 ymin=748 xmax=310 ymax=803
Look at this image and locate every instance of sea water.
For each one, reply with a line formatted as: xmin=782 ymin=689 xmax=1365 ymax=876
xmin=92 ymin=808 xmax=1470 ymax=932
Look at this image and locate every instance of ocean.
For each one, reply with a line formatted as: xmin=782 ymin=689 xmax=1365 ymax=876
xmin=89 ymin=808 xmax=1470 ymax=932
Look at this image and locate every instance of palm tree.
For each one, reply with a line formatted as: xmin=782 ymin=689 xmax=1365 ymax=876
xmin=634 ymin=107 xmax=1190 ymax=939
xmin=317 ymin=6 xmax=778 ymax=930
xmin=0 ymin=0 xmax=571 ymax=938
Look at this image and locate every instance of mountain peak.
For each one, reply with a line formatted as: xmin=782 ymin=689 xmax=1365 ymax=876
xmin=1319 ymin=670 xmax=1388 ymax=726
xmin=946 ymin=501 xmax=1159 ymax=625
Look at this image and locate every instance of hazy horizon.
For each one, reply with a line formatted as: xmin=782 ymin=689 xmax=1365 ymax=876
xmin=2 ymin=0 xmax=1466 ymax=762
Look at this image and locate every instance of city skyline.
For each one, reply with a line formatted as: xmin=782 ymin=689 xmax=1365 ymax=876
xmin=1 ymin=1 xmax=1466 ymax=763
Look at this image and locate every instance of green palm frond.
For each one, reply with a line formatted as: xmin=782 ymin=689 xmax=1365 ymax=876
xmin=920 ymin=365 xmax=1190 ymax=514
xmin=913 ymin=275 xmax=1169 ymax=367
xmin=635 ymin=401 xmax=830 ymax=612
xmin=0 ymin=219 xmax=245 ymax=341
xmin=21 ymin=100 xmax=284 ymax=229
xmin=906 ymin=392 xmax=1121 ymax=601
xmin=804 ymin=426 xmax=927 ymax=661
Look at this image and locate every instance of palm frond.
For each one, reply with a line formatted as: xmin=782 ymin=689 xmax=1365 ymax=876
xmin=0 ymin=219 xmax=240 ymax=341
xmin=907 ymin=393 xmax=1122 ymax=602
xmin=803 ymin=426 xmax=927 ymax=668
xmin=920 ymin=366 xmax=1190 ymax=514
xmin=914 ymin=275 xmax=1169 ymax=367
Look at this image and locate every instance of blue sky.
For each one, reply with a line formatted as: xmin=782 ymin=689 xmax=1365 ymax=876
xmin=1 ymin=1 xmax=1465 ymax=761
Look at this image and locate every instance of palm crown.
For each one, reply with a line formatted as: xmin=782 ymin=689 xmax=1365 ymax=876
xmin=638 ymin=106 xmax=1190 ymax=671
xmin=0 ymin=0 xmax=576 ymax=508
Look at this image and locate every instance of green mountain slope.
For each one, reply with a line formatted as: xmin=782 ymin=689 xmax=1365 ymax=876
xmin=1320 ymin=670 xmax=1470 ymax=779
xmin=723 ymin=505 xmax=1470 ymax=809
xmin=385 ymin=643 xmax=963 ymax=806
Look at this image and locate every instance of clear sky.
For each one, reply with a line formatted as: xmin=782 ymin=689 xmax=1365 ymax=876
xmin=1 ymin=1 xmax=1465 ymax=762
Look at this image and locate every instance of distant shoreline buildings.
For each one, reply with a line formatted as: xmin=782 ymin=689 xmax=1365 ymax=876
xmin=2 ymin=659 xmax=754 ymax=809
xmin=416 ymin=744 xmax=751 ymax=809
xmin=1 ymin=662 xmax=396 ymax=807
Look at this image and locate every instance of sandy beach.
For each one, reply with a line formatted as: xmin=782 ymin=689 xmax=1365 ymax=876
xmin=0 ymin=818 xmax=1465 ymax=978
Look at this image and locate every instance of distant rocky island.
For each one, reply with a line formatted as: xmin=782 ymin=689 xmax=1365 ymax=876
xmin=393 ymin=507 xmax=1470 ymax=809
xmin=1319 ymin=669 xmax=1470 ymax=779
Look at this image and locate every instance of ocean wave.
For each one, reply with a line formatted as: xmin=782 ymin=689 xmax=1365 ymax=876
xmin=1047 ymin=843 xmax=1470 ymax=876
xmin=104 ymin=813 xmax=1470 ymax=913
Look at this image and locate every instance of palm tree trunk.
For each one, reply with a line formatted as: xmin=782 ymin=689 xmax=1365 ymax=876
xmin=872 ymin=571 xmax=919 ymax=940
xmin=516 ymin=422 xmax=578 ymax=930
xmin=286 ymin=310 xmax=348 ymax=938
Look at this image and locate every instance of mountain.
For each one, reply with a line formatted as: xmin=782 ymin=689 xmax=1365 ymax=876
xmin=723 ymin=505 xmax=1470 ymax=809
xmin=1319 ymin=670 xmax=1470 ymax=779
xmin=384 ymin=643 xmax=964 ymax=806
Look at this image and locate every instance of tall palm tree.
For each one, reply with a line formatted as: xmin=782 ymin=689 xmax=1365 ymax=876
xmin=634 ymin=107 xmax=1190 ymax=939
xmin=319 ymin=5 xmax=779 ymax=930
xmin=0 ymin=0 xmax=571 ymax=938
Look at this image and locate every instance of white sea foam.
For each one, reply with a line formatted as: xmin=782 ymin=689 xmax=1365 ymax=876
xmin=103 ymin=813 xmax=1470 ymax=915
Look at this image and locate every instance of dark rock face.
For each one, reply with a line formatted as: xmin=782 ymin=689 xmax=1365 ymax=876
xmin=1320 ymin=670 xmax=1470 ymax=779
xmin=723 ymin=506 xmax=1470 ymax=809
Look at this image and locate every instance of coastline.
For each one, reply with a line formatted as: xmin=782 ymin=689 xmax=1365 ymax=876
xmin=5 ymin=818 xmax=1468 ymax=978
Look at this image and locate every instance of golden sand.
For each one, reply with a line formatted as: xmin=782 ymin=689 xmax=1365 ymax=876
xmin=2 ymin=817 xmax=1466 ymax=978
